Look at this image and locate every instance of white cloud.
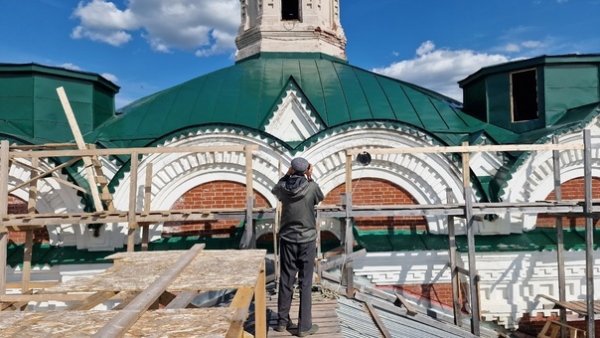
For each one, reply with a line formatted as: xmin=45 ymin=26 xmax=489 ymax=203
xmin=373 ymin=41 xmax=510 ymax=101
xmin=71 ymin=0 xmax=240 ymax=56
xmin=101 ymin=72 xmax=119 ymax=83
xmin=59 ymin=63 xmax=82 ymax=71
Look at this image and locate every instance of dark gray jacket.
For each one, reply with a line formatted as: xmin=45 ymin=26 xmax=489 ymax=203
xmin=272 ymin=174 xmax=324 ymax=243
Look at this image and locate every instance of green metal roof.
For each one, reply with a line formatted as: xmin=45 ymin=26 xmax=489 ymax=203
xmin=459 ymin=54 xmax=600 ymax=87
xmin=0 ymin=63 xmax=119 ymax=144
xmin=92 ymin=53 xmax=512 ymax=150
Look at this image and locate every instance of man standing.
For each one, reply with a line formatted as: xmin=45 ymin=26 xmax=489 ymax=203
xmin=272 ymin=157 xmax=324 ymax=337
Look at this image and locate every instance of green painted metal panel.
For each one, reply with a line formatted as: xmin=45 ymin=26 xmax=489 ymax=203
xmin=463 ymin=80 xmax=487 ymax=122
xmin=298 ymin=58 xmax=328 ymax=123
xmin=544 ymin=65 xmax=600 ymax=124
xmin=377 ymin=77 xmax=421 ymax=126
xmin=354 ymin=69 xmax=396 ymax=120
xmin=487 ymin=73 xmax=511 ymax=129
xmin=332 ymin=63 xmax=371 ymax=120
xmin=316 ymin=59 xmax=350 ymax=125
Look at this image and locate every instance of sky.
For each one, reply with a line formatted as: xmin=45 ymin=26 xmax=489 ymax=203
xmin=1 ymin=0 xmax=599 ymax=108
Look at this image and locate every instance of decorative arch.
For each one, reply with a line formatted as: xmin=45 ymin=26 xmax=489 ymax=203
xmin=111 ymin=129 xmax=286 ymax=245
xmin=499 ymin=118 xmax=600 ymax=231
xmin=300 ymin=126 xmax=466 ymax=234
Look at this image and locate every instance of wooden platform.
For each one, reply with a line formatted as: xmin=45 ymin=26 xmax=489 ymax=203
xmin=266 ymin=298 xmax=342 ymax=337
xmin=0 ymin=248 xmax=268 ymax=337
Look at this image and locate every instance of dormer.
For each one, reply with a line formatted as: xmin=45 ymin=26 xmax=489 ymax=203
xmin=459 ymin=54 xmax=600 ymax=133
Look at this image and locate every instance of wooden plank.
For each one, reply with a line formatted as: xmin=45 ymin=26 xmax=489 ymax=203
xmin=6 ymin=281 xmax=59 ymax=289
xmin=320 ymin=249 xmax=367 ymax=271
xmin=0 ymin=140 xmax=9 ymax=295
xmin=7 ymin=157 xmax=80 ymax=194
xmin=10 ymin=144 xmax=250 ymax=159
xmin=241 ymin=145 xmax=255 ymax=249
xmin=56 ymin=87 xmax=104 ymax=212
xmin=226 ymin=286 xmax=255 ymax=338
xmin=141 ymin=163 xmax=152 ymax=251
xmin=255 ymin=261 xmax=266 ymax=338
xmin=583 ymin=129 xmax=595 ymax=338
xmin=462 ymin=141 xmax=480 ymax=336
xmin=346 ymin=142 xmax=584 ymax=156
xmin=67 ymin=291 xmax=118 ymax=310
xmin=164 ymin=291 xmax=198 ymax=309
xmin=364 ymin=301 xmax=392 ymax=338
xmin=21 ymin=157 xmax=38 ymax=293
xmin=127 ymin=152 xmax=139 ymax=252
xmin=552 ymin=136 xmax=567 ymax=338
xmin=447 ymin=187 xmax=461 ymax=326
xmin=0 ymin=293 xmax=93 ymax=302
xmin=92 ymin=243 xmax=205 ymax=338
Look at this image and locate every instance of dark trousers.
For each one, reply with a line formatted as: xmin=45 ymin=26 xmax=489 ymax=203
xmin=277 ymin=238 xmax=316 ymax=332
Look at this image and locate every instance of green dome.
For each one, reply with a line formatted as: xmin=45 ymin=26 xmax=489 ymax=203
xmin=92 ymin=53 xmax=498 ymax=149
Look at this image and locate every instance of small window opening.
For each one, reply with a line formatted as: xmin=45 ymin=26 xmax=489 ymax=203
xmin=282 ymin=0 xmax=300 ymax=20
xmin=511 ymin=69 xmax=538 ymax=122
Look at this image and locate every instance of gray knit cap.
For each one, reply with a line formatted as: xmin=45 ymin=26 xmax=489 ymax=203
xmin=291 ymin=157 xmax=309 ymax=174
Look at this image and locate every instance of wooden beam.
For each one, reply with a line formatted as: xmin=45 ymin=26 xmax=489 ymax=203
xmin=583 ymin=129 xmax=595 ymax=338
xmin=320 ymin=249 xmax=367 ymax=271
xmin=0 ymin=293 xmax=93 ymax=302
xmin=226 ymin=286 xmax=255 ymax=338
xmin=6 ymin=281 xmax=59 ymax=289
xmin=10 ymin=144 xmax=251 ymax=159
xmin=21 ymin=157 xmax=38 ymax=293
xmin=92 ymin=243 xmax=205 ymax=338
xmin=343 ymin=153 xmax=354 ymax=296
xmin=364 ymin=300 xmax=392 ymax=338
xmin=127 ymin=152 xmax=139 ymax=252
xmin=141 ymin=163 xmax=152 ymax=251
xmin=346 ymin=142 xmax=584 ymax=156
xmin=447 ymin=188 xmax=462 ymax=326
xmin=56 ymin=87 xmax=104 ymax=212
xmin=552 ymin=136 xmax=567 ymax=338
xmin=67 ymin=291 xmax=118 ymax=310
xmin=164 ymin=291 xmax=198 ymax=309
xmin=241 ymin=145 xmax=256 ymax=249
xmin=462 ymin=141 xmax=480 ymax=336
xmin=0 ymin=140 xmax=9 ymax=295
xmin=255 ymin=261 xmax=266 ymax=338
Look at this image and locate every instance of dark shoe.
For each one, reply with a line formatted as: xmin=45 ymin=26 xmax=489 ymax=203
xmin=297 ymin=324 xmax=319 ymax=337
xmin=274 ymin=322 xmax=298 ymax=332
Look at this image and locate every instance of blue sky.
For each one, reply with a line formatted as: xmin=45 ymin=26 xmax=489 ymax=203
xmin=1 ymin=0 xmax=598 ymax=107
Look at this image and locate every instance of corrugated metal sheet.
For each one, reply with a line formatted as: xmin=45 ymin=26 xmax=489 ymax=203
xmin=336 ymin=297 xmax=476 ymax=338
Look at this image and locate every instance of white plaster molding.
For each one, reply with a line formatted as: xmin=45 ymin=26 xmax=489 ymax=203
xmin=7 ymin=158 xmax=85 ymax=246
xmin=353 ymin=250 xmax=600 ymax=329
xmin=264 ymin=89 xmax=322 ymax=142
xmin=110 ymin=130 xmax=285 ymax=248
xmin=299 ymin=127 xmax=468 ymax=234
xmin=497 ymin=117 xmax=600 ymax=231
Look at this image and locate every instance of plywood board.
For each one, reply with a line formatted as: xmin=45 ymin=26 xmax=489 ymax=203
xmin=0 ymin=308 xmax=235 ymax=337
xmin=44 ymin=250 xmax=266 ymax=293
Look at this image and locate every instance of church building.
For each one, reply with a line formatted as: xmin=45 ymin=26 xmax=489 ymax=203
xmin=1 ymin=0 xmax=599 ymax=330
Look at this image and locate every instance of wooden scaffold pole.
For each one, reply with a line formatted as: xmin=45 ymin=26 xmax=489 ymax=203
xmin=462 ymin=141 xmax=480 ymax=336
xmin=0 ymin=140 xmax=9 ymax=295
xmin=583 ymin=129 xmax=595 ymax=338
xmin=552 ymin=135 xmax=568 ymax=338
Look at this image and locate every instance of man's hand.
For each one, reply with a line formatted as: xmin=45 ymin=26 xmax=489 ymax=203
xmin=306 ymin=164 xmax=313 ymax=181
xmin=286 ymin=167 xmax=295 ymax=176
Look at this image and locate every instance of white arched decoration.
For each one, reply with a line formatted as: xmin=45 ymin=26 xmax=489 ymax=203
xmin=110 ymin=129 xmax=286 ymax=247
xmin=7 ymin=158 xmax=85 ymax=247
xmin=498 ymin=118 xmax=600 ymax=231
xmin=299 ymin=126 xmax=467 ymax=234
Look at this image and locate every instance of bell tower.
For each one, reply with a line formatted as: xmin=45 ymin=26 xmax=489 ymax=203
xmin=236 ymin=0 xmax=347 ymax=61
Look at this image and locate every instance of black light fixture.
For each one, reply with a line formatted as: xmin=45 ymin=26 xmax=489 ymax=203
xmin=356 ymin=151 xmax=372 ymax=165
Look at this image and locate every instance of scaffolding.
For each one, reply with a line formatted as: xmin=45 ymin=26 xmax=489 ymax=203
xmin=0 ymin=128 xmax=598 ymax=336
